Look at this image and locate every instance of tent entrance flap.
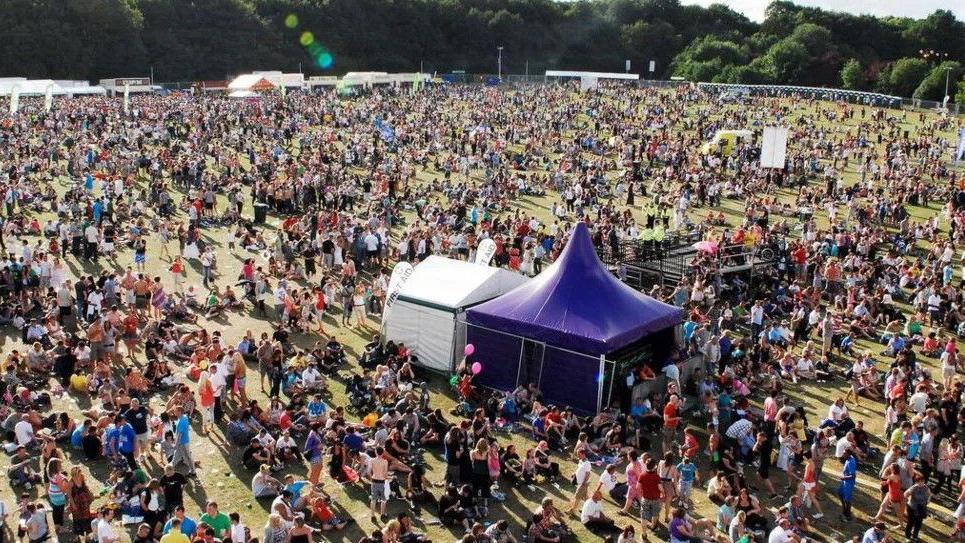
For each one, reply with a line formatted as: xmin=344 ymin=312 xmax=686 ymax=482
xmin=517 ymin=339 xmax=545 ymax=387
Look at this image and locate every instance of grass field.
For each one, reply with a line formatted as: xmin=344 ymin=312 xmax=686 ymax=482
xmin=1 ymin=91 xmax=963 ymax=543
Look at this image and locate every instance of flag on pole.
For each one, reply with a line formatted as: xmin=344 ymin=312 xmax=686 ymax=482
xmin=44 ymin=84 xmax=53 ymax=112
xmin=123 ymin=83 xmax=130 ymax=114
xmin=9 ymin=84 xmax=20 ymax=115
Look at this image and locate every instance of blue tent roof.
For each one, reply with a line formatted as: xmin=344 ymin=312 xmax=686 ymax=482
xmin=466 ymin=222 xmax=682 ymax=355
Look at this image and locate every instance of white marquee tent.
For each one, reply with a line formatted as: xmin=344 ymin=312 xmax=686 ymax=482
xmin=382 ymin=256 xmax=529 ymax=373
xmin=544 ymin=70 xmax=639 ymax=91
xmin=0 ymin=78 xmax=106 ymax=97
xmin=0 ymin=78 xmax=63 ymax=96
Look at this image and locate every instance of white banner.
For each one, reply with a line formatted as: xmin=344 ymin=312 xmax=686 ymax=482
xmin=123 ymin=84 xmax=130 ymax=114
xmin=384 ymin=261 xmax=414 ymax=311
xmin=760 ymin=126 xmax=788 ymax=169
xmin=648 ymin=60 xmax=656 ymax=73
xmin=475 ymin=238 xmax=496 ymax=266
xmin=44 ymin=84 xmax=53 ymax=112
xmin=9 ymin=85 xmax=20 ymax=115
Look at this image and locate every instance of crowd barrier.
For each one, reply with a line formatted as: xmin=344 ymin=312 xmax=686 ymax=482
xmin=151 ymin=74 xmax=961 ymax=115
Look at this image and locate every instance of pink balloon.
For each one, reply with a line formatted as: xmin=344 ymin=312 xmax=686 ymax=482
xmin=464 ymin=344 xmax=475 ymax=356
xmin=471 ymin=362 xmax=483 ymax=375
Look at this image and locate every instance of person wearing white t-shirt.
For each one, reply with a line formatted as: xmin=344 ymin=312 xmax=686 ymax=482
xmin=908 ymin=388 xmax=929 ymax=414
xmin=927 ymin=292 xmax=943 ymax=325
xmin=580 ymin=491 xmax=615 ymax=531
xmin=568 ymin=453 xmax=593 ymax=514
xmin=767 ymin=518 xmax=798 ymax=543
xmin=827 ymin=399 xmax=848 ymax=424
xmin=86 ymin=289 xmax=104 ymax=318
xmin=835 ymin=433 xmax=857 ymax=459
xmin=209 ymin=362 xmax=227 ymax=424
xmin=96 ymin=508 xmax=120 ymax=543
xmin=596 ymin=464 xmax=626 ymax=503
xmin=749 ymin=301 xmax=765 ymax=337
xmin=14 ymin=415 xmax=34 ymax=448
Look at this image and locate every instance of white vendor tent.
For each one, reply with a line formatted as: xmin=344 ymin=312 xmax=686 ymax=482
xmin=0 ymin=79 xmax=64 ymax=96
xmin=382 ymin=256 xmax=529 ymax=373
xmin=544 ymin=70 xmax=639 ymax=91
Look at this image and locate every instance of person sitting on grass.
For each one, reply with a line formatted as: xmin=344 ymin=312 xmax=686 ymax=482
xmin=307 ymin=492 xmax=348 ymax=532
xmin=437 ymin=486 xmax=472 ymax=532
xmin=251 ymin=464 xmax=284 ymax=499
xmin=580 ymin=491 xmax=617 ymax=533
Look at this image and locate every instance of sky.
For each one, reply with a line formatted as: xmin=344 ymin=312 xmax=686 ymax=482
xmin=679 ymin=0 xmax=962 ymax=23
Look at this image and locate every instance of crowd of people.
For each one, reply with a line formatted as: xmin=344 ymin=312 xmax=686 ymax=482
xmin=0 ymin=80 xmax=962 ymax=543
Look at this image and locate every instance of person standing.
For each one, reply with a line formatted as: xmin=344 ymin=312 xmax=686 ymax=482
xmin=304 ymin=423 xmax=324 ymax=486
xmin=200 ymin=248 xmax=214 ymax=289
xmin=66 ymin=467 xmax=95 ymax=541
xmin=45 ymin=459 xmax=68 ymax=534
xmin=904 ymin=474 xmax=931 ymax=542
xmin=838 ymin=450 xmax=857 ymax=522
xmin=171 ymin=407 xmax=196 ymax=478
xmin=568 ymin=450 xmax=593 ymax=515
xmin=208 ymin=361 xmax=226 ymax=425
xmin=123 ymin=398 xmax=151 ymax=463
xmin=662 ymin=394 xmax=681 ymax=453
xmin=369 ymin=448 xmax=389 ymax=523
xmin=116 ymin=416 xmax=138 ymax=469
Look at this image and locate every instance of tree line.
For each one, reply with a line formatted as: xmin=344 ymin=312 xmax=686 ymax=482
xmin=0 ymin=0 xmax=962 ymax=101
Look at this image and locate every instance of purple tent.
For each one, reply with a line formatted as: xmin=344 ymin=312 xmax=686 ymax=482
xmin=466 ymin=222 xmax=682 ymax=413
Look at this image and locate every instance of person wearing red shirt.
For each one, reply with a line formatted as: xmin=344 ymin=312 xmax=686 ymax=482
xmin=637 ymin=459 xmax=663 ymax=538
xmin=516 ymin=221 xmax=530 ymax=238
xmin=681 ymin=428 xmax=699 ymax=460
xmin=662 ymin=394 xmax=681 ymax=453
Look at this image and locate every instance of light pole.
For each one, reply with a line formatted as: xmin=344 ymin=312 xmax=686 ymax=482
xmin=944 ymin=66 xmax=953 ymax=103
xmin=497 ymin=46 xmax=504 ymax=82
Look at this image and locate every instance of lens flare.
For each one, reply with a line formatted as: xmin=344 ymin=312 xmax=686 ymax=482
xmin=284 ymin=14 xmax=299 ymax=28
xmin=299 ymin=31 xmax=314 ymax=46
xmin=317 ymin=52 xmax=334 ymax=69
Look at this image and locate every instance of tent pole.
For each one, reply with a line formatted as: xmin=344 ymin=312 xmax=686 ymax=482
xmin=452 ymin=315 xmax=460 ymax=374
xmin=597 ymin=354 xmax=605 ymax=412
xmin=516 ymin=339 xmax=525 ymax=387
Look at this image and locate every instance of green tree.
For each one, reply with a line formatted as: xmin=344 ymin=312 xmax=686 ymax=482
xmin=956 ymin=75 xmax=965 ymax=104
xmin=764 ymin=38 xmax=808 ymax=84
xmin=913 ymin=61 xmax=963 ymax=101
xmin=902 ymin=10 xmax=965 ymax=62
xmin=789 ymin=23 xmax=833 ymax=55
xmin=621 ymin=19 xmax=680 ymax=78
xmin=719 ymin=60 xmax=774 ymax=84
xmin=885 ymin=57 xmax=930 ymax=96
xmin=670 ymin=35 xmax=748 ymax=81
xmin=840 ymin=58 xmax=866 ymax=89
xmin=0 ymin=0 xmax=959 ymax=84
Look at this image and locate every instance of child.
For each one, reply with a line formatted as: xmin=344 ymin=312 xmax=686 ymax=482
xmin=159 ymin=431 xmax=177 ymax=464
xmin=229 ymin=512 xmax=246 ymax=543
xmin=675 ymin=456 xmax=699 ymax=509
